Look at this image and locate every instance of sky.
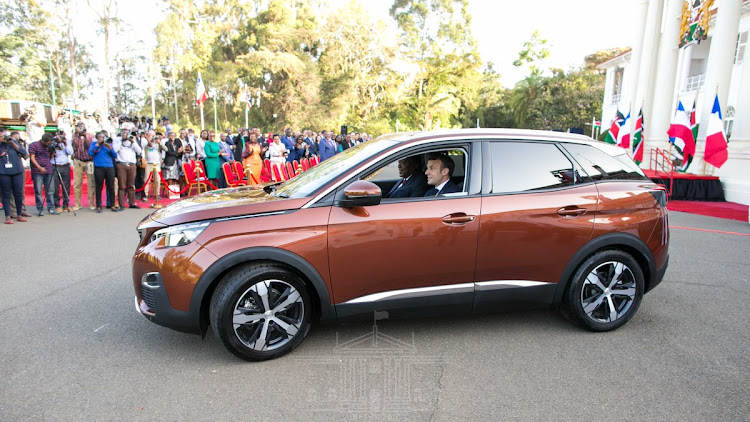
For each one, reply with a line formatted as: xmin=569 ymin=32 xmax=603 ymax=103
xmin=71 ymin=0 xmax=638 ymax=109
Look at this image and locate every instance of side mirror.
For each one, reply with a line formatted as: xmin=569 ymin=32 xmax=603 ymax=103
xmin=334 ymin=180 xmax=382 ymax=207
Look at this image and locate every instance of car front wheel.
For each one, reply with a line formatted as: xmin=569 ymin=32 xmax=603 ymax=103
xmin=210 ymin=264 xmax=312 ymax=361
xmin=565 ymin=250 xmax=644 ymax=332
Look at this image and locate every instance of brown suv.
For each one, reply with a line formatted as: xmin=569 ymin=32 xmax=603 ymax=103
xmin=133 ymin=129 xmax=669 ymax=361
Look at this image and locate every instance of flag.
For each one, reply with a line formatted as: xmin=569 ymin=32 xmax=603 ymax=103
xmin=196 ymin=72 xmax=208 ymax=106
xmin=632 ymin=109 xmax=644 ymax=165
xmin=667 ymin=100 xmax=695 ymax=172
xmin=604 ymin=111 xmax=624 ymax=145
xmin=245 ymin=89 xmax=252 ymax=110
xmin=704 ymin=94 xmax=728 ymax=168
xmin=617 ymin=111 xmax=631 ymax=149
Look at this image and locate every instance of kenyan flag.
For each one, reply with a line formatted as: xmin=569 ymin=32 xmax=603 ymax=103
xmin=632 ymin=109 xmax=644 ymax=165
xmin=603 ymin=111 xmax=625 ymax=145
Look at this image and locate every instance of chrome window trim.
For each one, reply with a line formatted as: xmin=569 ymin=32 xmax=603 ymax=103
xmin=302 ymin=138 xmax=477 ymax=209
xmin=341 ymin=280 xmax=552 ymax=305
xmin=302 ymin=133 xmax=603 ymax=209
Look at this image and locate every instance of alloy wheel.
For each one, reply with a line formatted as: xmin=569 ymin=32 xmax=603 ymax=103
xmin=232 ymin=280 xmax=305 ymax=352
xmin=580 ymin=261 xmax=637 ymax=323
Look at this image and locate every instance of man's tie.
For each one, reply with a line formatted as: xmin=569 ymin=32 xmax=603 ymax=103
xmin=388 ymin=178 xmax=405 ymax=197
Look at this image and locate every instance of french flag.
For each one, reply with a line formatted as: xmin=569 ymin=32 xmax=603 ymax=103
xmin=196 ymin=72 xmax=208 ymax=106
xmin=667 ymin=100 xmax=695 ymax=161
xmin=704 ymin=94 xmax=728 ymax=168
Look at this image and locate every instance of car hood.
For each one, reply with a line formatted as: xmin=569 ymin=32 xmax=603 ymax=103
xmin=147 ymin=185 xmax=309 ymax=226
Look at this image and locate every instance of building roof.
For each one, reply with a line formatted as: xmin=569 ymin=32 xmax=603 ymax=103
xmin=596 ymin=49 xmax=633 ymax=70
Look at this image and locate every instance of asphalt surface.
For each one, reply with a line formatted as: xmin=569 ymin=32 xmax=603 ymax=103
xmin=1 ymin=207 xmax=748 ymax=421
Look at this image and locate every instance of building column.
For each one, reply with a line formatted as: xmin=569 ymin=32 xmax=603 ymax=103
xmin=636 ymin=0 xmax=664 ymax=110
xmin=628 ymin=0 xmax=651 ymax=112
xmin=716 ymin=11 xmax=750 ymax=205
xmin=647 ymin=0 xmax=684 ymax=149
xmin=697 ymin=0 xmax=742 ymax=145
xmin=731 ymin=50 xmax=750 ymax=143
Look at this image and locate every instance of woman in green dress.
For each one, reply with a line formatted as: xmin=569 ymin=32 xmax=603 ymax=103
xmin=204 ymin=131 xmax=221 ymax=187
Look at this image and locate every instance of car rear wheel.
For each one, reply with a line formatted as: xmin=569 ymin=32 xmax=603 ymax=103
xmin=210 ymin=264 xmax=311 ymax=361
xmin=565 ymin=250 xmax=644 ymax=332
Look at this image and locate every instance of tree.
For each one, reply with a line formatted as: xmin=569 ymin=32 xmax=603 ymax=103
xmin=88 ymin=0 xmax=120 ymax=114
xmin=390 ymin=0 xmax=482 ymax=130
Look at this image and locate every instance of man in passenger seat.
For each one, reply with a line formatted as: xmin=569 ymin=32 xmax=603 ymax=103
xmin=424 ymin=153 xmax=460 ymax=196
xmin=387 ymin=155 xmax=429 ymax=198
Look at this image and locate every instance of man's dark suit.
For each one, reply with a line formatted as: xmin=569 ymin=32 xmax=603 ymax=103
xmin=387 ymin=173 xmax=429 ymax=198
xmin=424 ymin=180 xmax=461 ymax=197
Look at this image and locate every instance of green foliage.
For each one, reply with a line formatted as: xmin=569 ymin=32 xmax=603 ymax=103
xmin=1 ymin=0 xmax=607 ymax=135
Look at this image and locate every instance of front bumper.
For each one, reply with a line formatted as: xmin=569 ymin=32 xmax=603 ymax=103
xmin=134 ymin=272 xmax=201 ymax=334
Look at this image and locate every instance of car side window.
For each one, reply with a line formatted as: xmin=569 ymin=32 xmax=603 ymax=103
xmin=561 ymin=143 xmax=649 ymax=181
xmin=490 ymin=142 xmax=583 ymax=194
xmin=362 ymin=148 xmax=468 ymax=200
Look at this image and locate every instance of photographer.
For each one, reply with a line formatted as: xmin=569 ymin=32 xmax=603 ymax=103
xmin=28 ymin=133 xmax=56 ymax=216
xmin=50 ymin=131 xmax=73 ymax=213
xmin=0 ymin=130 xmax=29 ymax=224
xmin=72 ymin=123 xmax=95 ymax=211
xmin=141 ymin=130 xmax=164 ymax=202
xmin=88 ymin=131 xmax=118 ymax=213
xmin=114 ymin=131 xmax=143 ymax=210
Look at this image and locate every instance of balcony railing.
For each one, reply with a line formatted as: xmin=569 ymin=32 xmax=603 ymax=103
xmin=683 ymin=74 xmax=705 ymax=92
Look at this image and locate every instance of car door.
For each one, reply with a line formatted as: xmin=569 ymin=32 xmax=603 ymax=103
xmin=474 ymin=140 xmax=598 ymax=312
xmin=328 ymin=142 xmax=482 ymax=319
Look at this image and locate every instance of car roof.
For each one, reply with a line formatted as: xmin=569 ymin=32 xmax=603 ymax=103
xmin=377 ymin=128 xmax=627 ymax=156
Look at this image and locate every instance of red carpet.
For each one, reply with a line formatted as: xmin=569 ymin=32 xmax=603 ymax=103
xmin=15 ymin=169 xmax=183 ymax=210
xmin=643 ymin=169 xmax=720 ymax=180
xmin=667 ymin=200 xmax=749 ymax=222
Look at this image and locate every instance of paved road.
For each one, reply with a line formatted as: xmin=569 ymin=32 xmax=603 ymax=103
xmin=1 ymin=208 xmax=748 ymax=421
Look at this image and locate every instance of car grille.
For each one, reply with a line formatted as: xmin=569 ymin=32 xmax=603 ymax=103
xmin=141 ymin=287 xmax=157 ymax=313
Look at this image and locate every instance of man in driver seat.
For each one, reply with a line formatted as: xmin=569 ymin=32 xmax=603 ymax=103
xmin=424 ymin=153 xmax=460 ymax=196
xmin=387 ymin=155 xmax=429 ymax=198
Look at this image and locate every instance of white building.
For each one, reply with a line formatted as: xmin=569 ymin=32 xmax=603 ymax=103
xmin=599 ymin=0 xmax=750 ymax=205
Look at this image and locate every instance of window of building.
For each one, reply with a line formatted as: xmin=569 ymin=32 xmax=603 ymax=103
xmin=610 ymin=68 xmax=624 ymax=105
xmin=735 ymin=32 xmax=747 ymax=65
xmin=489 ymin=142 xmax=584 ymax=194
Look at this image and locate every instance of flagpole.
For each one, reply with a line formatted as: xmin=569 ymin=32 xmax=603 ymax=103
xmin=200 ymin=104 xmax=204 ymax=131
xmin=591 ymin=117 xmax=596 ymax=138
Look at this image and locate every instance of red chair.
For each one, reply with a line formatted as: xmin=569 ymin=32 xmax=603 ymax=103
xmin=292 ymin=160 xmax=300 ymax=175
xmin=223 ymin=162 xmax=246 ymax=187
xmin=286 ymin=162 xmax=296 ymax=178
xmin=301 ymin=158 xmax=310 ymax=171
xmin=183 ymin=160 xmax=209 ymax=196
xmin=272 ymin=163 xmax=285 ymax=182
xmin=259 ymin=163 xmax=272 ymax=183
xmin=263 ymin=159 xmax=272 ymax=177
xmin=310 ymin=156 xmax=319 ymax=167
xmin=281 ymin=163 xmax=291 ymax=180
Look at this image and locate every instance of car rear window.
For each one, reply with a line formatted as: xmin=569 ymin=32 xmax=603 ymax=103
xmin=561 ymin=143 xmax=649 ymax=182
xmin=489 ymin=142 xmax=584 ymax=194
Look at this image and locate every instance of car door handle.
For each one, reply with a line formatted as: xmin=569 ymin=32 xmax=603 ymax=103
xmin=442 ymin=213 xmax=476 ymax=225
xmin=557 ymin=207 xmax=587 ymax=217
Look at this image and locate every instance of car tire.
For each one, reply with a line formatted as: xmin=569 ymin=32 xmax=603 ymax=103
xmin=210 ymin=263 xmax=312 ymax=361
xmin=565 ymin=250 xmax=644 ymax=332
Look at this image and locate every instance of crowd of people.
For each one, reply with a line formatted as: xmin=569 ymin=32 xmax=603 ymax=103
xmin=0 ymin=110 xmax=373 ymax=225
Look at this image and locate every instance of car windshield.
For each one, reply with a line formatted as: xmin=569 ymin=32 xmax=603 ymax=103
xmin=273 ymin=138 xmax=398 ymax=199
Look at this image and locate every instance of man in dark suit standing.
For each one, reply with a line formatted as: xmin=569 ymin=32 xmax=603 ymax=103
xmin=424 ymin=153 xmax=460 ymax=196
xmin=387 ymin=155 xmax=429 ymax=198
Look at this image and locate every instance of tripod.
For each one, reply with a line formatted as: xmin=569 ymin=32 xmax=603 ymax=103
xmin=47 ymin=143 xmax=77 ymax=217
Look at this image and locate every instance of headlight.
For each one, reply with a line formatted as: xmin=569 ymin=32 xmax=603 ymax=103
xmin=149 ymin=221 xmax=210 ymax=247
